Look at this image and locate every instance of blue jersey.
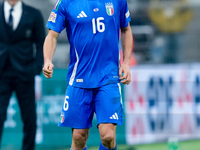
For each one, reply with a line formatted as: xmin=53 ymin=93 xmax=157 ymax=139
xmin=47 ymin=0 xmax=131 ymax=88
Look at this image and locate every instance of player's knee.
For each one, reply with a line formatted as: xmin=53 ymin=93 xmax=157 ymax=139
xmin=73 ymin=132 xmax=87 ymax=142
xmin=72 ymin=131 xmax=88 ymax=147
xmin=100 ymin=130 xmax=115 ymax=146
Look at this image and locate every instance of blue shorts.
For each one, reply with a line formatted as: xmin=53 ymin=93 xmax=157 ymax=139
xmin=58 ymin=83 xmax=123 ymax=129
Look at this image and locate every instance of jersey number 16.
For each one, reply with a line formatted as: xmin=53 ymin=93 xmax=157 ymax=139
xmin=92 ymin=17 xmax=105 ymax=34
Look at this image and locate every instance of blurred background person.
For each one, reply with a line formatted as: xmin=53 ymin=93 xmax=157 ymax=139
xmin=0 ymin=0 xmax=45 ymax=150
xmin=149 ymin=0 xmax=193 ymax=63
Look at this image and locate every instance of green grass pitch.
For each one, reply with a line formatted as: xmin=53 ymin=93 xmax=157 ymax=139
xmin=88 ymin=139 xmax=200 ymax=150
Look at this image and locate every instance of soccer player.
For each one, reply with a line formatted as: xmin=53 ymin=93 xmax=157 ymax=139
xmin=43 ymin=0 xmax=133 ymax=149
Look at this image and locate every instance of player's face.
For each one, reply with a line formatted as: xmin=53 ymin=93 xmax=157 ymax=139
xmin=7 ymin=0 xmax=20 ymax=6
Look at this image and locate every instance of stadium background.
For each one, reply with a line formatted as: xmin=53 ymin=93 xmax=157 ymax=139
xmin=1 ymin=0 xmax=200 ymax=149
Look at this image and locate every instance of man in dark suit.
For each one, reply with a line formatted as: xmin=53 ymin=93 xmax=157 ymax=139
xmin=0 ymin=0 xmax=45 ymax=149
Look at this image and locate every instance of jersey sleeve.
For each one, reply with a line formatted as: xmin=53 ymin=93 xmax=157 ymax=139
xmin=120 ymin=0 xmax=131 ymax=28
xmin=46 ymin=0 xmax=67 ymax=33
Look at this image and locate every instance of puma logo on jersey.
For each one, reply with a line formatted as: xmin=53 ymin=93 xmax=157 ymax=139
xmin=110 ymin=113 xmax=118 ymax=120
xmin=77 ymin=11 xmax=87 ymax=18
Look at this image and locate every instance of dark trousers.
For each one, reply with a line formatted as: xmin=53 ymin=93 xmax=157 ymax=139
xmin=0 ymin=66 xmax=36 ymax=150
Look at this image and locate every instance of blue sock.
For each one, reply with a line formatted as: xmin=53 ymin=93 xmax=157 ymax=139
xmin=70 ymin=147 xmax=87 ymax=150
xmin=99 ymin=142 xmax=117 ymax=150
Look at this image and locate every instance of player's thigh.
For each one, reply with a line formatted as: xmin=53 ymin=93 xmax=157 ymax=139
xmin=59 ymin=85 xmax=95 ymax=128
xmin=95 ymin=83 xmax=123 ymax=126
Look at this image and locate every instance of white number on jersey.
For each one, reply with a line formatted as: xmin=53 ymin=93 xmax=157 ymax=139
xmin=92 ymin=17 xmax=105 ymax=34
xmin=63 ymin=96 xmax=69 ymax=111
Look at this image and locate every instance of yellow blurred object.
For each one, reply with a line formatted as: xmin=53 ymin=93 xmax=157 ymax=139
xmin=149 ymin=0 xmax=193 ymax=33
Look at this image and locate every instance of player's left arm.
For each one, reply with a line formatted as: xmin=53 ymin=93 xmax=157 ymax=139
xmin=119 ymin=24 xmax=133 ymax=85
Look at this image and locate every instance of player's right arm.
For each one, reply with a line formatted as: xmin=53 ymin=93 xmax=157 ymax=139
xmin=43 ymin=30 xmax=59 ymax=79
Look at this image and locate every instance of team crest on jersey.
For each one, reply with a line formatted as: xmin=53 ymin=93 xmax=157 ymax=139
xmin=54 ymin=0 xmax=62 ymax=11
xmin=105 ymin=3 xmax=114 ymax=16
xmin=60 ymin=113 xmax=64 ymax=123
xmin=48 ymin=12 xmax=57 ymax=23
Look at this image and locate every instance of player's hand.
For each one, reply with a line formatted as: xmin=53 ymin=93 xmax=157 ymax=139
xmin=43 ymin=61 xmax=54 ymax=79
xmin=119 ymin=63 xmax=131 ymax=85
